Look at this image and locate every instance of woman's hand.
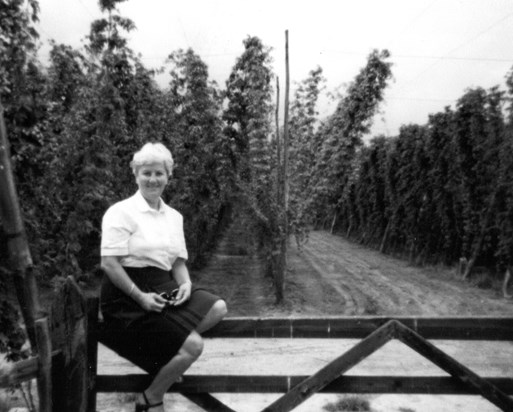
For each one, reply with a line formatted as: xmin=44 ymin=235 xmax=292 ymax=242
xmin=136 ymin=291 xmax=168 ymax=312
xmin=172 ymin=282 xmax=192 ymax=306
xmin=171 ymin=258 xmax=192 ymax=305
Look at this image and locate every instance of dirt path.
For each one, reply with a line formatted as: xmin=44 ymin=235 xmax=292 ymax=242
xmin=296 ymin=231 xmax=513 ymax=316
xmin=197 ymin=230 xmax=512 ymax=317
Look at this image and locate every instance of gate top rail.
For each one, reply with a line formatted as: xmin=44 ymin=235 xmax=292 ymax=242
xmin=87 ymin=292 xmax=513 ymax=341
xmin=197 ymin=316 xmax=513 ymax=340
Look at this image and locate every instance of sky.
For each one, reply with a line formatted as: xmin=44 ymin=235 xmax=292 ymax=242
xmin=35 ymin=0 xmax=513 ymax=139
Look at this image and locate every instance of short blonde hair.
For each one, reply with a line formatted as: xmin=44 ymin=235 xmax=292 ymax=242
xmin=130 ymin=142 xmax=174 ymax=176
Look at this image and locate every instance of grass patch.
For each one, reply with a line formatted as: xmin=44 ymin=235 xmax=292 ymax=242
xmin=323 ymin=395 xmax=371 ymax=411
xmin=470 ymin=272 xmax=494 ymax=289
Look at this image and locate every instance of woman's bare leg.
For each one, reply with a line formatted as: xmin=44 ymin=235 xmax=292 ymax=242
xmin=136 ymin=300 xmax=227 ymax=409
xmin=138 ymin=330 xmax=203 ymax=410
xmin=196 ymin=299 xmax=228 ymax=334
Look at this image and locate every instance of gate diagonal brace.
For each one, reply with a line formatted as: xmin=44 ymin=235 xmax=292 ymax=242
xmin=261 ymin=320 xmax=513 ymax=412
xmin=261 ymin=320 xmax=397 ymax=412
xmin=394 ymin=321 xmax=513 ymax=412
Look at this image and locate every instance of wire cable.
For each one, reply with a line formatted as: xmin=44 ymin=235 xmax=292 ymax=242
xmin=394 ymin=9 xmax=513 ymax=94
xmin=76 ymin=0 xmax=96 ymax=19
xmin=388 ymin=0 xmax=440 ymax=50
xmin=320 ymin=49 xmax=513 ymax=63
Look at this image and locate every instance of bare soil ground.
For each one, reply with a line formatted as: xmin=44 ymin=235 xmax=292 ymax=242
xmin=198 ymin=230 xmax=513 ymax=317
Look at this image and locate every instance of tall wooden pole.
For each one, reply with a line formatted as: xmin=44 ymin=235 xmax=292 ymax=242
xmin=275 ymin=76 xmax=281 ymax=202
xmin=0 ymin=101 xmax=52 ymax=412
xmin=283 ymin=30 xmax=290 ymax=215
xmin=275 ymin=30 xmax=290 ymax=303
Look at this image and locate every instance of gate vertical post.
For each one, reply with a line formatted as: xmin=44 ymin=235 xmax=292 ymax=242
xmin=86 ymin=296 xmax=100 ymax=412
xmin=50 ymin=277 xmax=89 ymax=411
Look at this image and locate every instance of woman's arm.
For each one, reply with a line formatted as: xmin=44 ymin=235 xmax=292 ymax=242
xmin=171 ymin=258 xmax=192 ymax=305
xmin=101 ymin=256 xmax=166 ymax=312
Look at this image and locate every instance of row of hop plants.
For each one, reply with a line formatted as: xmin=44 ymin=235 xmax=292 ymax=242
xmin=332 ymin=85 xmax=513 ymax=276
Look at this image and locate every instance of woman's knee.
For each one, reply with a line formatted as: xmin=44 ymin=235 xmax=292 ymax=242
xmin=213 ymin=299 xmax=228 ymax=320
xmin=181 ymin=331 xmax=204 ymax=359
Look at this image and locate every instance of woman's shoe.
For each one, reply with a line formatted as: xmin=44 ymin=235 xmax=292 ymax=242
xmin=135 ymin=391 xmax=163 ymax=411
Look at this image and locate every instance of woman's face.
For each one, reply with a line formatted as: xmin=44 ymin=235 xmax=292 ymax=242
xmin=135 ymin=162 xmax=169 ymax=203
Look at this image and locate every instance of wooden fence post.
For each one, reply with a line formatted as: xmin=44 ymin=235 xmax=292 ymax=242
xmin=86 ymin=296 xmax=100 ymax=412
xmin=50 ymin=277 xmax=89 ymax=411
xmin=35 ymin=318 xmax=52 ymax=412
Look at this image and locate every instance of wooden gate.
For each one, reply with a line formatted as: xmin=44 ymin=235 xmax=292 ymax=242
xmin=2 ymin=284 xmax=512 ymax=411
xmin=88 ymin=296 xmax=513 ymax=412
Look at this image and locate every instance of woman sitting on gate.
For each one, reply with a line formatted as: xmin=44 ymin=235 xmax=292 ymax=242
xmin=100 ymin=142 xmax=227 ymax=412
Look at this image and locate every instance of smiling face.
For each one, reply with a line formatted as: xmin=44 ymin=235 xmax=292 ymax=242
xmin=135 ymin=162 xmax=169 ymax=207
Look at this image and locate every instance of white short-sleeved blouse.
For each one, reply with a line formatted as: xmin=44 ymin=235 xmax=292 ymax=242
xmin=101 ymin=191 xmax=188 ymax=271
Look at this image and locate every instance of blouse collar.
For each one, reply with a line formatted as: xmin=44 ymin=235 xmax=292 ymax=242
xmin=134 ymin=190 xmax=165 ymax=214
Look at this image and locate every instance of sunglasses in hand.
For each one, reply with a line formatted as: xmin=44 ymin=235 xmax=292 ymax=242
xmin=159 ymin=289 xmax=179 ymax=303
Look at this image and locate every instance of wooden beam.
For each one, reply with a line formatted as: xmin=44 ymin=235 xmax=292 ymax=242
xmin=86 ymin=297 xmax=513 ymax=341
xmin=91 ymin=316 xmax=513 ymax=341
xmin=0 ymin=351 xmax=62 ymax=387
xmin=94 ymin=374 xmax=513 ymax=395
xmin=0 ymin=356 xmax=39 ymax=387
xmin=200 ymin=317 xmax=513 ymax=340
xmin=324 ymin=376 xmax=513 ymax=395
xmin=260 ymin=320 xmax=396 ymax=412
xmin=395 ymin=321 xmax=513 ymax=411
xmin=182 ymin=393 xmax=237 ymax=412
xmin=96 ymin=374 xmax=151 ymax=392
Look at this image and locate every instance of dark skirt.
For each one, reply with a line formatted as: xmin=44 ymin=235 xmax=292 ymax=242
xmin=100 ymin=266 xmax=221 ymax=376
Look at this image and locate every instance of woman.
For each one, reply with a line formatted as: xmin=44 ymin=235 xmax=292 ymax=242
xmin=100 ymin=142 xmax=227 ymax=412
